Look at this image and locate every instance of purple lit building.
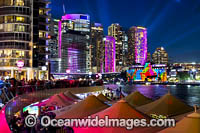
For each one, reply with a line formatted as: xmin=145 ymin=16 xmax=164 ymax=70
xmin=57 ymin=14 xmax=91 ymax=74
xmin=128 ymin=26 xmax=147 ymax=66
xmin=104 ymin=36 xmax=116 ymax=73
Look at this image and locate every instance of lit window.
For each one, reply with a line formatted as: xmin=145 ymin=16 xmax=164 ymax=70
xmin=16 ymin=25 xmax=25 ymax=32
xmin=4 ymin=24 xmax=14 ymax=32
xmin=39 ymin=9 xmax=44 ymax=15
xmin=39 ymin=31 xmax=45 ymax=38
xmin=15 ymin=0 xmax=24 ymax=6
xmin=16 ymin=17 xmax=25 ymax=22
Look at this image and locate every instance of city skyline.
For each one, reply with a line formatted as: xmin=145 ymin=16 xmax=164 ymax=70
xmin=50 ymin=0 xmax=200 ymax=62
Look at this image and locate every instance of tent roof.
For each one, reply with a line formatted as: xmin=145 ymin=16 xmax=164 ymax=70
xmin=56 ymin=95 xmax=109 ymax=119
xmin=58 ymin=92 xmax=75 ymax=102
xmin=73 ymin=99 xmax=152 ymax=133
xmin=45 ymin=94 xmax=71 ymax=107
xmin=125 ymin=91 xmax=153 ymax=107
xmin=137 ymin=92 xmax=193 ymax=117
xmin=160 ymin=111 xmax=200 ymax=133
xmin=97 ymin=93 xmax=111 ymax=102
xmin=63 ymin=91 xmax=80 ymax=100
xmin=92 ymin=99 xmax=149 ymax=119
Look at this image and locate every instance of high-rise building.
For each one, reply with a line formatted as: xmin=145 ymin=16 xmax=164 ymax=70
xmin=152 ymin=47 xmax=168 ymax=64
xmin=49 ymin=19 xmax=59 ymax=74
xmin=122 ymin=31 xmax=128 ymax=67
xmin=147 ymin=52 xmax=151 ymax=63
xmin=58 ymin=14 xmax=91 ymax=74
xmin=104 ymin=36 xmax=116 ymax=73
xmin=0 ymin=0 xmax=50 ymax=80
xmin=127 ymin=26 xmax=147 ymax=66
xmin=108 ymin=24 xmax=125 ymax=71
xmin=91 ymin=23 xmax=104 ymax=73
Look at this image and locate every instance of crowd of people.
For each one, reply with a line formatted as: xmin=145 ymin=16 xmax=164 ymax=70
xmin=9 ymin=109 xmax=74 ymax=133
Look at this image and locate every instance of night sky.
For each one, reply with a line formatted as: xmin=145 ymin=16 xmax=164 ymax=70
xmin=50 ymin=0 xmax=200 ymax=62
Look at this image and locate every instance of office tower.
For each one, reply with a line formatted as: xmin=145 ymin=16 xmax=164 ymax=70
xmin=108 ymin=23 xmax=125 ymax=71
xmin=104 ymin=36 xmax=116 ymax=73
xmin=0 ymin=0 xmax=50 ymax=80
xmin=58 ymin=14 xmax=91 ymax=74
xmin=152 ymin=47 xmax=168 ymax=64
xmin=147 ymin=52 xmax=151 ymax=63
xmin=128 ymin=26 xmax=147 ymax=66
xmin=122 ymin=31 xmax=128 ymax=67
xmin=91 ymin=23 xmax=104 ymax=73
xmin=49 ymin=19 xmax=59 ymax=74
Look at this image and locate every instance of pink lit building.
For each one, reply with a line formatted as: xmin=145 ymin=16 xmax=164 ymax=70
xmin=104 ymin=36 xmax=116 ymax=73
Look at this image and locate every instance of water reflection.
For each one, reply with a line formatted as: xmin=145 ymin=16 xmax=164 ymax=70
xmin=104 ymin=84 xmax=200 ymax=106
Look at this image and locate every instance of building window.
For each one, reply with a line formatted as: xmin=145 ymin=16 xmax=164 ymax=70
xmin=5 ymin=16 xmax=14 ymax=23
xmin=15 ymin=0 xmax=24 ymax=6
xmin=16 ymin=25 xmax=25 ymax=32
xmin=4 ymin=24 xmax=14 ymax=32
xmin=39 ymin=31 xmax=46 ymax=38
xmin=16 ymin=16 xmax=25 ymax=22
xmin=0 ymin=24 xmax=3 ymax=32
xmin=4 ymin=0 xmax=14 ymax=6
xmin=39 ymin=9 xmax=44 ymax=15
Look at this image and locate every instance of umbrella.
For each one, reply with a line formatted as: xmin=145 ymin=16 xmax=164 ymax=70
xmin=137 ymin=92 xmax=193 ymax=117
xmin=97 ymin=93 xmax=111 ymax=102
xmin=56 ymin=95 xmax=109 ymax=119
xmin=159 ymin=106 xmax=200 ymax=133
xmin=73 ymin=99 xmax=152 ymax=133
xmin=63 ymin=91 xmax=80 ymax=101
xmin=125 ymin=91 xmax=153 ymax=107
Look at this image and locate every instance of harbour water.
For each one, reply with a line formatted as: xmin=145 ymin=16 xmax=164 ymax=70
xmin=104 ymin=84 xmax=200 ymax=106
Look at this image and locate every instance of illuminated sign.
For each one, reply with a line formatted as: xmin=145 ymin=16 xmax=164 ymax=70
xmin=17 ymin=60 xmax=24 ymax=68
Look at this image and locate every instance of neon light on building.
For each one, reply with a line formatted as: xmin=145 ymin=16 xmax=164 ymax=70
xmin=135 ymin=27 xmax=147 ymax=65
xmin=58 ymin=20 xmax=62 ymax=58
xmin=58 ymin=14 xmax=90 ymax=58
xmin=105 ymin=36 xmax=116 ymax=73
xmin=57 ymin=14 xmax=90 ymax=73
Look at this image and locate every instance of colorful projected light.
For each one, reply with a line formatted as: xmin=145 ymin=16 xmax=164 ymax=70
xmin=127 ymin=63 xmax=167 ymax=82
xmin=135 ymin=27 xmax=147 ymax=65
xmin=105 ymin=36 xmax=116 ymax=73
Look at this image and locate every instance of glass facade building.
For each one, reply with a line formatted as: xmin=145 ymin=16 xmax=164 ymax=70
xmin=58 ymin=14 xmax=91 ymax=74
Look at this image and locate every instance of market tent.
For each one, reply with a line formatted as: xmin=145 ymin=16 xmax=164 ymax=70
xmin=56 ymin=95 xmax=109 ymax=118
xmin=58 ymin=92 xmax=75 ymax=103
xmin=125 ymin=91 xmax=153 ymax=107
xmin=50 ymin=104 xmax=74 ymax=116
xmin=97 ymin=93 xmax=111 ymax=102
xmin=73 ymin=99 xmax=157 ymax=133
xmin=44 ymin=94 xmax=72 ymax=107
xmin=137 ymin=92 xmax=193 ymax=117
xmin=63 ymin=91 xmax=80 ymax=101
xmin=160 ymin=107 xmax=200 ymax=133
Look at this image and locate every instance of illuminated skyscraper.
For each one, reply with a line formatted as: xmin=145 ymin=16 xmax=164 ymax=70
xmin=0 ymin=0 xmax=50 ymax=80
xmin=91 ymin=23 xmax=104 ymax=73
xmin=58 ymin=14 xmax=91 ymax=73
xmin=152 ymin=47 xmax=168 ymax=64
xmin=104 ymin=36 xmax=116 ymax=73
xmin=108 ymin=23 xmax=127 ymax=71
xmin=128 ymin=26 xmax=147 ymax=66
